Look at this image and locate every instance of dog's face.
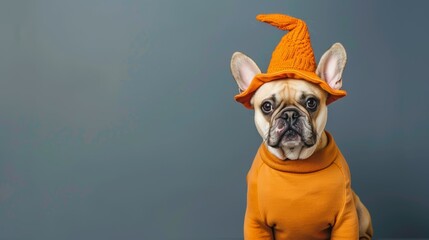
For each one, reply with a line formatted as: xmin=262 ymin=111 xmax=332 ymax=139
xmin=252 ymin=79 xmax=328 ymax=159
xmin=231 ymin=43 xmax=347 ymax=160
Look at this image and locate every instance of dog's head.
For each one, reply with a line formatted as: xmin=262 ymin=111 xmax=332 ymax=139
xmin=231 ymin=43 xmax=347 ymax=160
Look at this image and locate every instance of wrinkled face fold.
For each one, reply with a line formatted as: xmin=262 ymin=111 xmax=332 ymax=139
xmin=267 ymin=103 xmax=317 ymax=148
xmin=253 ymin=79 xmax=328 ymax=160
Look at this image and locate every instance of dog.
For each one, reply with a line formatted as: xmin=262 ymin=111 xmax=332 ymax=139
xmin=230 ymin=14 xmax=373 ymax=240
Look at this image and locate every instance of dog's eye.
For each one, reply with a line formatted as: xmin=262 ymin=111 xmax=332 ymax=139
xmin=261 ymin=101 xmax=273 ymax=114
xmin=306 ymin=98 xmax=318 ymax=110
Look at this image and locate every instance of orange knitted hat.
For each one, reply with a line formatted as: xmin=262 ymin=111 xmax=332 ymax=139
xmin=235 ymin=14 xmax=347 ymax=109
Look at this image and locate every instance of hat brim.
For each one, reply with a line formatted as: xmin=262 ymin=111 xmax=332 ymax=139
xmin=234 ymin=69 xmax=347 ymax=109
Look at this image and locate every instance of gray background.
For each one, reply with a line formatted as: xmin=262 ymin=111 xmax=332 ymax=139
xmin=1 ymin=0 xmax=428 ymax=239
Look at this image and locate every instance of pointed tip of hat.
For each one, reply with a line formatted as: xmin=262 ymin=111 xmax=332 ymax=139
xmin=256 ymin=13 xmax=283 ymax=24
xmin=256 ymin=13 xmax=300 ymax=31
xmin=255 ymin=14 xmax=268 ymax=21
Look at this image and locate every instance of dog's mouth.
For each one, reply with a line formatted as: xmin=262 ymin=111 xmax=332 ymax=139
xmin=281 ymin=129 xmax=302 ymax=146
xmin=269 ymin=127 xmax=302 ymax=148
xmin=267 ymin=117 xmax=315 ymax=149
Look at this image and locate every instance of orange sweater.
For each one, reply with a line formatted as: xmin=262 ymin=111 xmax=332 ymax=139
xmin=245 ymin=132 xmax=358 ymax=239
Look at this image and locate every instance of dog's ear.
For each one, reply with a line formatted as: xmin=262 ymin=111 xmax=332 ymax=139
xmin=316 ymin=43 xmax=347 ymax=90
xmin=230 ymin=52 xmax=261 ymax=92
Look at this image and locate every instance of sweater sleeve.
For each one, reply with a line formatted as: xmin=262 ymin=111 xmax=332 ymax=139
xmin=244 ymin=207 xmax=273 ymax=240
xmin=331 ymin=178 xmax=359 ymax=239
xmin=244 ymin=159 xmax=273 ymax=240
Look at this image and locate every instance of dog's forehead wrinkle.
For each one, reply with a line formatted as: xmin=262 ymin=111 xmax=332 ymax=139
xmin=271 ymin=94 xmax=277 ymax=103
xmin=287 ymin=83 xmax=292 ymax=102
xmin=254 ymin=81 xmax=285 ymax=104
xmin=288 ymin=79 xmax=325 ymax=96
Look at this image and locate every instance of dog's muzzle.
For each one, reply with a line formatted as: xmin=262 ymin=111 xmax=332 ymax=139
xmin=267 ymin=107 xmax=316 ymax=148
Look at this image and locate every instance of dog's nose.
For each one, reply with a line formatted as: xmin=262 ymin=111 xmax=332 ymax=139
xmin=282 ymin=109 xmax=300 ymax=124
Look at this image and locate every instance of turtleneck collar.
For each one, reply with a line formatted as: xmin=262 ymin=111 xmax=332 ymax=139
xmin=258 ymin=131 xmax=339 ymax=173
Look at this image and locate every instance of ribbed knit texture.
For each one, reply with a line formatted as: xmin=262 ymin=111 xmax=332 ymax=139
xmin=256 ymin=14 xmax=316 ymax=73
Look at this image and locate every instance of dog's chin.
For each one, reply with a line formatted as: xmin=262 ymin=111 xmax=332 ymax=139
xmin=280 ymin=130 xmax=302 ymax=147
xmin=281 ymin=139 xmax=302 ymax=148
xmin=269 ymin=130 xmax=304 ymax=148
xmin=267 ymin=131 xmax=317 ymax=160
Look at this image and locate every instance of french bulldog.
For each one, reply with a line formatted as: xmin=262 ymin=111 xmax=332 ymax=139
xmin=231 ymin=43 xmax=373 ymax=239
